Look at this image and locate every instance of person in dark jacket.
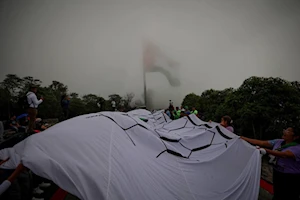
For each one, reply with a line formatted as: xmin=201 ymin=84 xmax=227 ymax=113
xmin=61 ymin=95 xmax=70 ymax=120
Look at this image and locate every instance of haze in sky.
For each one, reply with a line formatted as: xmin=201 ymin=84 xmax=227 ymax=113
xmin=1 ymin=0 xmax=300 ymax=108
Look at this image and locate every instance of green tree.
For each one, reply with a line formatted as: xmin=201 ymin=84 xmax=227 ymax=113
xmin=82 ymin=94 xmax=101 ymax=113
xmin=108 ymin=94 xmax=122 ymax=110
xmin=122 ymin=93 xmax=135 ymax=111
xmin=182 ymin=89 xmax=234 ymax=121
xmin=0 ymin=74 xmax=24 ymax=117
xmin=37 ymin=87 xmax=60 ymax=119
xmin=219 ymin=77 xmax=300 ymax=139
xmin=69 ymin=95 xmax=86 ymax=117
xmin=181 ymin=93 xmax=201 ymax=109
xmin=49 ymin=81 xmax=68 ymax=101
xmin=70 ymin=92 xmax=79 ymax=99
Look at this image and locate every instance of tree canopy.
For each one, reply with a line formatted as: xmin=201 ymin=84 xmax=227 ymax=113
xmin=182 ymin=76 xmax=300 ymax=139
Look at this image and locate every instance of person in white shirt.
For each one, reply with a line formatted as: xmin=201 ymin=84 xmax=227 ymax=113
xmin=27 ymin=85 xmax=44 ymax=133
xmin=111 ymin=101 xmax=116 ymax=111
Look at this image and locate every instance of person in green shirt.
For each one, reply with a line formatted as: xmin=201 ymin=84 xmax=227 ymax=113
xmin=191 ymin=107 xmax=198 ymax=115
xmin=175 ymin=107 xmax=181 ymax=119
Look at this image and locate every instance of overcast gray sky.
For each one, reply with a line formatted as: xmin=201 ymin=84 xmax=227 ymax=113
xmin=1 ymin=0 xmax=300 ymax=108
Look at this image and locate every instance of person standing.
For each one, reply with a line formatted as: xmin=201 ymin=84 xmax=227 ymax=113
xmin=61 ymin=95 xmax=70 ymax=120
xmin=27 ymin=86 xmax=43 ymax=133
xmin=184 ymin=106 xmax=190 ymax=115
xmin=208 ymin=115 xmax=234 ymax=132
xmin=191 ymin=107 xmax=198 ymax=115
xmin=175 ymin=107 xmax=181 ymax=119
xmin=111 ymin=101 xmax=116 ymax=111
xmin=241 ymin=127 xmax=300 ymax=200
xmin=220 ymin=115 xmax=234 ymax=133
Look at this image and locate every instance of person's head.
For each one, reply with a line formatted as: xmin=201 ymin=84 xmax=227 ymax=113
xmin=220 ymin=115 xmax=232 ymax=127
xmin=10 ymin=115 xmax=16 ymax=120
xmin=282 ymin=127 xmax=300 ymax=143
xmin=30 ymin=85 xmax=38 ymax=93
xmin=180 ymin=111 xmax=185 ymax=117
xmin=192 ymin=107 xmax=196 ymax=111
xmin=176 ymin=107 xmax=179 ymax=111
xmin=61 ymin=94 xmax=66 ymax=100
xmin=185 ymin=106 xmax=189 ymax=111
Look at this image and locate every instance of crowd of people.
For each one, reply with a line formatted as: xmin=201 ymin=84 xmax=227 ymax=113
xmin=164 ymin=102 xmax=234 ymax=133
xmin=165 ymin=105 xmax=200 ymax=120
xmin=4 ymin=85 xmax=70 ymax=135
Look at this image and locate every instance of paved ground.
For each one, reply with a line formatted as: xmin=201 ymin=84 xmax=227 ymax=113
xmin=259 ymin=156 xmax=273 ymax=200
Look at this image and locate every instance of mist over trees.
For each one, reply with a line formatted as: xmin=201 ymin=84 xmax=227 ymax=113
xmin=0 ymin=74 xmax=138 ymax=120
xmin=182 ymin=76 xmax=300 ymax=140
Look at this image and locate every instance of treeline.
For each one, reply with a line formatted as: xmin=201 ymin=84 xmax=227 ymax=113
xmin=2 ymin=74 xmax=300 ymax=140
xmin=182 ymin=76 xmax=300 ymax=140
xmin=0 ymin=74 xmax=138 ymax=120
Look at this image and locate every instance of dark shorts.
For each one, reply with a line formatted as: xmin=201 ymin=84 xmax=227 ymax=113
xmin=273 ymin=169 xmax=300 ymax=200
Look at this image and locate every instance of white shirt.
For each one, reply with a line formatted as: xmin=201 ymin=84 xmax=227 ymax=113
xmin=26 ymin=92 xmax=43 ymax=108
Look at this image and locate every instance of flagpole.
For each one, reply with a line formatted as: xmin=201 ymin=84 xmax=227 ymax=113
xmin=143 ymin=63 xmax=147 ymax=109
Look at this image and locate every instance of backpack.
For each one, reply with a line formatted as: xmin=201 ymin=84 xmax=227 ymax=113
xmin=19 ymin=93 xmax=30 ymax=110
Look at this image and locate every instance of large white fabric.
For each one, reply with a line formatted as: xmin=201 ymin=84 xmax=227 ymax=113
xmin=0 ymin=110 xmax=261 ymax=200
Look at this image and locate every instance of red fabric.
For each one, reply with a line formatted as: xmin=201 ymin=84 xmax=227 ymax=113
xmin=260 ymin=179 xmax=274 ymax=194
xmin=50 ymin=188 xmax=68 ymax=200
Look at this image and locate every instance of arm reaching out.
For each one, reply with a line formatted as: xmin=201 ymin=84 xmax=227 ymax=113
xmin=265 ymin=149 xmax=296 ymax=159
xmin=240 ymin=136 xmax=273 ymax=148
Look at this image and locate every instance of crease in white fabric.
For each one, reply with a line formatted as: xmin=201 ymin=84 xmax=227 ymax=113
xmin=176 ymin=158 xmax=197 ymax=200
xmin=106 ymin=123 xmax=114 ymax=200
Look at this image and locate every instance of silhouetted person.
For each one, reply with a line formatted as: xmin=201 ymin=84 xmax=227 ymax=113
xmin=61 ymin=94 xmax=70 ymax=120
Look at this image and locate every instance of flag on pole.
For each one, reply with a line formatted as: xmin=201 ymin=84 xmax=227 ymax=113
xmin=143 ymin=41 xmax=180 ymax=87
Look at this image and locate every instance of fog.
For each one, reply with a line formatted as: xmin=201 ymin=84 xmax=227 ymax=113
xmin=1 ymin=0 xmax=300 ymax=108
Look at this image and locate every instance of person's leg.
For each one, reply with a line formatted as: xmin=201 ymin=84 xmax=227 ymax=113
xmin=272 ymin=170 xmax=285 ymax=200
xmin=63 ymin=108 xmax=69 ymax=120
xmin=32 ymin=109 xmax=37 ymax=130
xmin=6 ymin=179 xmax=22 ymax=200
xmin=66 ymin=109 xmax=69 ymax=119
xmin=18 ymin=171 xmax=31 ymax=200
xmin=284 ymin=173 xmax=300 ymax=200
xmin=10 ymin=126 xmax=18 ymax=132
xmin=27 ymin=108 xmax=35 ymax=133
xmin=19 ymin=126 xmax=26 ymax=132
